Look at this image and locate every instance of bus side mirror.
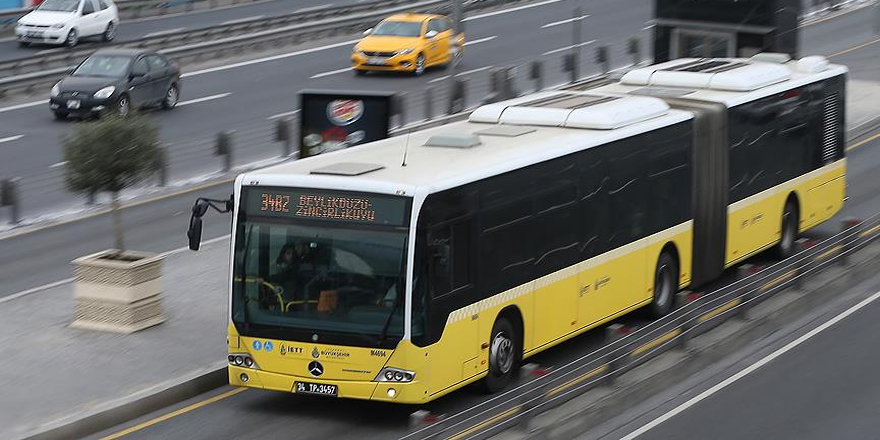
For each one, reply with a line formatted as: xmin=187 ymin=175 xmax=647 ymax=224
xmin=188 ymin=216 xmax=203 ymax=251
xmin=187 ymin=200 xmax=209 ymax=251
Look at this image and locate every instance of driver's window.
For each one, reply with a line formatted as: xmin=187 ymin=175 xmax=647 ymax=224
xmin=426 ymin=20 xmax=440 ymax=36
xmin=131 ymin=58 xmax=149 ymax=76
xmin=81 ymin=0 xmax=95 ymax=15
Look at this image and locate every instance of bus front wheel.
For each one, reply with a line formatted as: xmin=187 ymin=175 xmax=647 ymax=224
xmin=649 ymin=252 xmax=678 ymax=318
xmin=484 ymin=317 xmax=520 ymax=393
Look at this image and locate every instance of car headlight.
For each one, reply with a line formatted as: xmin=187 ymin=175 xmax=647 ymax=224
xmin=93 ymin=86 xmax=115 ymax=99
xmin=50 ymin=82 xmax=61 ymax=98
xmin=51 ymin=23 xmax=65 ymax=29
xmin=396 ymin=48 xmax=414 ymax=55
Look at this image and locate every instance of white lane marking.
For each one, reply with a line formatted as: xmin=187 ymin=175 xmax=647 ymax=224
xmin=0 ymin=235 xmax=230 ymax=305
xmin=0 ymin=135 xmax=24 ymax=144
xmin=542 ymin=39 xmax=596 ymax=56
xmin=463 ymin=0 xmax=563 ymax=21
xmin=267 ymin=109 xmax=300 ymax=120
xmin=310 ymin=67 xmax=352 ymax=78
xmin=177 ymin=93 xmax=232 ymax=106
xmin=541 ymin=15 xmax=589 ymax=29
xmin=620 ymin=288 xmax=880 ymax=440
xmin=181 ymin=39 xmax=360 ymax=77
xmin=0 ymin=100 xmax=48 ymax=113
xmin=455 ymin=65 xmax=493 ymax=77
xmin=464 ymin=35 xmax=497 ymax=46
xmin=221 ymin=15 xmax=264 ymax=25
xmin=50 ymin=161 xmax=67 ymax=168
xmin=295 ymin=3 xmax=333 ymax=12
xmin=428 ymin=75 xmax=451 ymax=84
xmin=143 ymin=27 xmax=186 ymax=38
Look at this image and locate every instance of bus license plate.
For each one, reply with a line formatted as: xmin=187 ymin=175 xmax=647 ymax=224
xmin=295 ymin=381 xmax=338 ymax=397
xmin=66 ymin=100 xmax=81 ymax=109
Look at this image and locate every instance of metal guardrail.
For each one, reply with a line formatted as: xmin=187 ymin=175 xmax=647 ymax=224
xmin=403 ymin=213 xmax=880 ymax=440
xmin=0 ymin=0 xmax=511 ymax=98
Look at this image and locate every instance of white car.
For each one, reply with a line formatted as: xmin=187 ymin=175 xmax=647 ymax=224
xmin=16 ymin=0 xmax=118 ymax=47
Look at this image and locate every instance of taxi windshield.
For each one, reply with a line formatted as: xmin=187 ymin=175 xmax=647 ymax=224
xmin=372 ymin=21 xmax=422 ymax=37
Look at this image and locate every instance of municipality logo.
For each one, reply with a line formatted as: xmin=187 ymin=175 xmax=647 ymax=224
xmin=312 ymin=347 xmax=320 ymax=359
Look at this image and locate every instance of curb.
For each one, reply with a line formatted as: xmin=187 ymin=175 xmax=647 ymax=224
xmin=25 ymin=364 xmax=228 ymax=440
xmin=516 ymin=241 xmax=880 ymax=439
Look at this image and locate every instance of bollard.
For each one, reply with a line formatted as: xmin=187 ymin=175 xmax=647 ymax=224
xmin=840 ymin=217 xmax=862 ymax=265
xmin=275 ymin=117 xmax=293 ymax=157
xmin=216 ymin=130 xmax=235 ymax=172
xmin=500 ymin=66 xmax=518 ymax=100
xmin=627 ymin=37 xmax=640 ymax=65
xmin=530 ymin=60 xmax=544 ymax=92
xmin=155 ymin=145 xmax=168 ymax=187
xmin=448 ymin=78 xmax=466 ymax=114
xmin=392 ymin=93 xmax=406 ymax=128
xmin=562 ymin=53 xmax=578 ymax=84
xmin=595 ymin=46 xmax=609 ymax=74
xmin=424 ymin=86 xmax=434 ymax=121
xmin=0 ymin=178 xmax=21 ymax=224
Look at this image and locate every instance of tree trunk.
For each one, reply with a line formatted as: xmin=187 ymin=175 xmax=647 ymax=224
xmin=111 ymin=191 xmax=124 ymax=252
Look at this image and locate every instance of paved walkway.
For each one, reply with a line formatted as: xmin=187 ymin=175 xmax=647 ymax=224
xmin=0 ymin=78 xmax=878 ymax=440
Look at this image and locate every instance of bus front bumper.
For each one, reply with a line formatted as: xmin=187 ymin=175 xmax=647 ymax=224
xmin=229 ymin=366 xmax=424 ymax=403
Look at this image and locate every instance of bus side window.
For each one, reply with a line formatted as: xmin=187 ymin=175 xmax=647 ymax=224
xmin=428 ymin=221 xmax=472 ymax=297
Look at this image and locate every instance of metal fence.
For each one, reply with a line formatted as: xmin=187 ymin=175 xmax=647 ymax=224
xmin=0 ymin=32 xmax=649 ymax=226
xmin=403 ymin=212 xmax=880 ymax=440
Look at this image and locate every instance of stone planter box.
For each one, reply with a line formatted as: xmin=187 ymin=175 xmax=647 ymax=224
xmin=71 ymin=249 xmax=165 ymax=333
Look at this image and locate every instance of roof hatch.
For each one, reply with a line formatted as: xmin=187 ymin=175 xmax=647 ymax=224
xmin=310 ymin=162 xmax=384 ymax=176
xmin=469 ymin=91 xmax=669 ymax=130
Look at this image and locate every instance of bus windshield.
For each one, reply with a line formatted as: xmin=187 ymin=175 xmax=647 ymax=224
xmin=231 ymin=189 xmax=411 ymax=347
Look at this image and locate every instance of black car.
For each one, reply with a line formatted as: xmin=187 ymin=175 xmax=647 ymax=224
xmin=49 ymin=48 xmax=181 ymax=119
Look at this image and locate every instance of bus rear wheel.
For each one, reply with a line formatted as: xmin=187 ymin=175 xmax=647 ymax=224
xmin=649 ymin=252 xmax=678 ymax=318
xmin=484 ymin=317 xmax=519 ymax=393
xmin=774 ymin=200 xmax=799 ymax=259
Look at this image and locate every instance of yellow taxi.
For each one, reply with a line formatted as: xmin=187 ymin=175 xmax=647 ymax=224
xmin=351 ymin=13 xmax=465 ymax=76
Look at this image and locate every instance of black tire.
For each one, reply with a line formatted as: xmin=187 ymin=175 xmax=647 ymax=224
xmin=649 ymin=252 xmax=678 ymax=318
xmin=413 ymin=54 xmax=426 ymax=76
xmin=53 ymin=111 xmax=68 ymax=121
xmin=18 ymin=41 xmax=30 ymax=48
xmin=774 ymin=200 xmax=799 ymax=259
xmin=162 ymin=83 xmax=179 ymax=110
xmin=102 ymin=22 xmax=116 ymax=42
xmin=484 ymin=316 xmax=520 ymax=393
xmin=65 ymin=28 xmax=78 ymax=47
xmin=353 ymin=69 xmax=366 ymax=76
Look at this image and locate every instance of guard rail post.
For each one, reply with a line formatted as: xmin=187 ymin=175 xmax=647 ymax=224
xmin=424 ymin=86 xmax=434 ymax=121
xmin=627 ymin=37 xmax=640 ymax=66
xmin=275 ymin=117 xmax=293 ymax=157
xmin=500 ymin=66 xmax=517 ymax=100
xmin=840 ymin=217 xmax=862 ymax=266
xmin=448 ymin=78 xmax=466 ymax=114
xmin=595 ymin=46 xmax=609 ymax=74
xmin=563 ymin=53 xmax=578 ymax=84
xmin=155 ymin=145 xmax=168 ymax=187
xmin=216 ymin=130 xmax=234 ymax=173
xmin=530 ymin=60 xmax=544 ymax=92
xmin=393 ymin=92 xmax=407 ymax=128
xmin=1 ymin=177 xmax=20 ymax=224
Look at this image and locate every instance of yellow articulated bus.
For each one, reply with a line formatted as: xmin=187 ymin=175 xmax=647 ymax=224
xmin=187 ymin=54 xmax=846 ymax=404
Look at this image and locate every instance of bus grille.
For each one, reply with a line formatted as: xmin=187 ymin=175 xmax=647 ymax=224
xmin=822 ymin=93 xmax=840 ymax=164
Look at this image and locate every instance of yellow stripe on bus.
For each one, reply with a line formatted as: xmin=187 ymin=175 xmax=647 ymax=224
xmin=631 ymin=328 xmax=682 ymax=357
xmin=545 ymin=364 xmax=610 ymax=398
xmin=698 ymin=298 xmax=742 ymax=323
xmin=446 ymin=406 xmax=522 ymax=440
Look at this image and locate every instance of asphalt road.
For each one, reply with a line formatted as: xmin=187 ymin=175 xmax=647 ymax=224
xmin=1 ymin=0 xmax=874 ymax=222
xmin=0 ymin=0 xmax=359 ymax=62
xmin=591 ymin=272 xmax=880 ymax=440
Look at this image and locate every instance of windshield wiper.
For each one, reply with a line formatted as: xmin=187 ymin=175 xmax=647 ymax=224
xmin=238 ymin=224 xmax=254 ymax=329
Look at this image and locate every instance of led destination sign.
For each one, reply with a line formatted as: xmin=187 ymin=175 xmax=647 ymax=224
xmin=246 ymin=188 xmax=408 ymax=226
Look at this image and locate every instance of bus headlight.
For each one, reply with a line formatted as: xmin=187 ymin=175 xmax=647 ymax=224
xmin=375 ymin=367 xmax=415 ymax=382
